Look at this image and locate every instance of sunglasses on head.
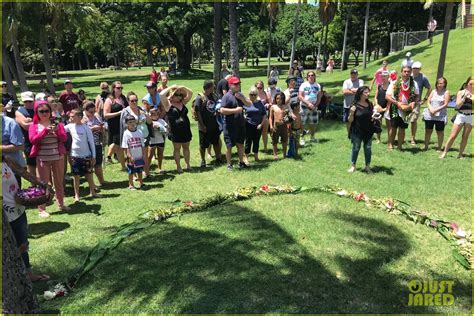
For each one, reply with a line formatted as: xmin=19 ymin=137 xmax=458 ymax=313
xmin=38 ymin=109 xmax=50 ymax=114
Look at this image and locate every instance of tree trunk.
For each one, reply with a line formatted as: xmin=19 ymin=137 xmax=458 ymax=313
xmin=213 ymin=2 xmax=223 ymax=84
xmin=322 ymin=25 xmax=329 ymax=69
xmin=229 ymin=2 xmax=240 ymax=76
xmin=71 ymin=54 xmax=76 ymax=71
xmin=146 ymin=44 xmax=153 ymax=66
xmin=2 ymin=211 xmax=40 ymax=313
xmin=85 ymin=52 xmax=91 ymax=70
xmin=437 ymin=1 xmax=454 ymax=78
xmin=267 ymin=17 xmax=273 ymax=77
xmin=341 ymin=4 xmax=351 ymax=70
xmin=3 ymin=44 xmax=20 ymax=96
xmin=11 ymin=33 xmax=28 ymax=92
xmin=78 ymin=52 xmax=83 ymax=71
xmin=289 ymin=0 xmax=301 ymax=72
xmin=39 ymin=26 xmax=55 ymax=94
xmin=362 ymin=1 xmax=370 ymax=69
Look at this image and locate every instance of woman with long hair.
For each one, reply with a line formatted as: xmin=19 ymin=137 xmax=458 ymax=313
xmin=423 ymin=77 xmax=450 ymax=151
xmin=255 ymin=80 xmax=270 ymax=151
xmin=160 ymin=85 xmax=193 ymax=173
xmin=373 ymin=70 xmax=391 ymax=143
xmin=28 ymin=101 xmax=70 ymax=217
xmin=103 ymin=81 xmax=127 ymax=170
xmin=440 ymin=76 xmax=473 ymax=159
xmin=347 ymin=86 xmax=376 ymax=173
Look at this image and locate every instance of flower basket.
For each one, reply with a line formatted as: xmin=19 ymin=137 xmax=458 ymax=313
xmin=15 ymin=185 xmax=54 ymax=207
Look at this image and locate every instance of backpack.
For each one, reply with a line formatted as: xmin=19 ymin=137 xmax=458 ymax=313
xmin=191 ymin=92 xmax=206 ymax=121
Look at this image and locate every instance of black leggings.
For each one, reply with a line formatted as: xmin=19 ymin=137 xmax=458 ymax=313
xmin=244 ymin=122 xmax=262 ymax=154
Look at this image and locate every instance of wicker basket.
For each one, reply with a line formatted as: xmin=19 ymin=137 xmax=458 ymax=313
xmin=15 ymin=186 xmax=54 ymax=207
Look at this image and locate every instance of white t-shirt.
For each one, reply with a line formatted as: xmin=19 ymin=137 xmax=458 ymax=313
xmin=121 ymin=129 xmax=145 ymax=160
xmin=299 ymin=81 xmax=321 ymax=105
xmin=2 ymin=163 xmax=25 ymax=222
xmin=64 ymin=123 xmax=96 ymax=158
xmin=386 ymin=80 xmax=420 ymax=119
xmin=342 ymin=78 xmax=364 ymax=108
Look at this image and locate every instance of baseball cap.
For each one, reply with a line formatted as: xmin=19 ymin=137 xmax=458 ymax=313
xmin=227 ymin=76 xmax=241 ymax=85
xmin=350 ymin=69 xmax=358 ymax=75
xmin=125 ymin=115 xmax=137 ymax=123
xmin=406 ymin=52 xmax=412 ymax=57
xmin=21 ymin=91 xmax=34 ymax=102
xmin=412 ymin=61 xmax=422 ymax=69
xmin=35 ymin=92 xmax=46 ymax=101
xmin=1 ymin=81 xmax=6 ymax=86
xmin=286 ymin=75 xmax=296 ymax=83
xmin=145 ymin=81 xmax=157 ymax=88
xmin=64 ymin=79 xmax=73 ymax=85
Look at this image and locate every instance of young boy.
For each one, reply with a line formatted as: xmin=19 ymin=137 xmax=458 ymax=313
xmin=121 ymin=116 xmax=146 ymax=190
xmin=148 ymin=108 xmax=168 ymax=173
xmin=64 ymin=109 xmax=98 ymax=201
xmin=269 ymin=92 xmax=289 ymax=159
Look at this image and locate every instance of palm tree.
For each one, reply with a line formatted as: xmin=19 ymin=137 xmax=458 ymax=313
xmin=289 ymin=0 xmax=302 ymax=72
xmin=213 ymin=2 xmax=223 ymax=84
xmin=362 ymin=1 xmax=370 ymax=69
xmin=228 ymin=2 xmax=240 ymax=76
xmin=318 ymin=0 xmax=337 ymax=68
xmin=340 ymin=3 xmax=351 ymax=70
xmin=262 ymin=2 xmax=279 ymax=77
xmin=437 ymin=1 xmax=455 ymax=78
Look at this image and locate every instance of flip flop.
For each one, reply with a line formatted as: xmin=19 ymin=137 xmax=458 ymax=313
xmin=30 ymin=274 xmax=50 ymax=282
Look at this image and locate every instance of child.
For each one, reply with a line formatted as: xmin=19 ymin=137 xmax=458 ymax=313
xmin=269 ymin=92 xmax=289 ymax=159
xmin=64 ymin=109 xmax=98 ymax=201
xmin=121 ymin=116 xmax=146 ymax=190
xmin=148 ymin=108 xmax=168 ymax=173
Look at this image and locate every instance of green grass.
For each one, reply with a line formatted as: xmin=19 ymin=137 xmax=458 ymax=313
xmin=27 ymin=29 xmax=471 ymax=313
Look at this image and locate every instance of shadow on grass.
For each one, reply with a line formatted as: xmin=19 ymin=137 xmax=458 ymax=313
xmin=29 ymin=221 xmax=71 ymax=239
xmin=54 ymin=202 xmax=102 ymax=216
xmin=55 ymin=203 xmax=470 ymax=313
xmin=371 ymin=165 xmax=395 ymax=175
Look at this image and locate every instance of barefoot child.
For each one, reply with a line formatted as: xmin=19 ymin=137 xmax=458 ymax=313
xmin=148 ymin=108 xmax=168 ymax=173
xmin=64 ymin=109 xmax=98 ymax=201
xmin=121 ymin=116 xmax=146 ymax=190
xmin=269 ymin=92 xmax=289 ymax=159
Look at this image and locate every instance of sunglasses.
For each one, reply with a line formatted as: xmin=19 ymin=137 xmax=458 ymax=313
xmin=115 ymin=87 xmax=123 ymax=90
xmin=308 ymin=74 xmax=315 ymax=77
xmin=129 ymin=99 xmax=138 ymax=103
xmin=24 ymin=100 xmax=34 ymax=103
xmin=249 ymin=94 xmax=257 ymax=97
xmin=174 ymin=93 xmax=184 ymax=98
xmin=38 ymin=109 xmax=50 ymax=114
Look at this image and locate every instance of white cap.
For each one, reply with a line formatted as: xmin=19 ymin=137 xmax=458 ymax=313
xmin=35 ymin=92 xmax=46 ymax=101
xmin=412 ymin=61 xmax=422 ymax=69
xmin=406 ymin=52 xmax=412 ymax=57
xmin=21 ymin=91 xmax=34 ymax=102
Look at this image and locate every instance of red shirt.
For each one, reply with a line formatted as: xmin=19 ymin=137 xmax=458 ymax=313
xmin=59 ymin=91 xmax=82 ymax=114
xmin=150 ymin=71 xmax=158 ymax=84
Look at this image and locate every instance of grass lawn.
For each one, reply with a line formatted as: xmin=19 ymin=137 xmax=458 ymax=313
xmin=26 ymin=29 xmax=471 ymax=313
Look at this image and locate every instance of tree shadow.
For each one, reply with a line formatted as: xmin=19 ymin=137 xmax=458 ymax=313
xmin=402 ymin=147 xmax=423 ymax=154
xmin=28 ymin=221 xmax=71 ymax=239
xmin=55 ymin=202 xmax=470 ymax=313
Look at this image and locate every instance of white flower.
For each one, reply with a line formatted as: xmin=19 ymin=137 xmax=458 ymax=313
xmin=455 ymin=228 xmax=467 ymax=238
xmin=44 ymin=291 xmax=56 ymax=300
xmin=336 ymin=190 xmax=348 ymax=197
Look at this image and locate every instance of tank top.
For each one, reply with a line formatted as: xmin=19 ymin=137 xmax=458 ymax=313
xmin=37 ymin=125 xmax=60 ymax=162
xmin=428 ymin=90 xmax=447 ymax=121
xmin=376 ymin=84 xmax=388 ymax=108
xmin=107 ymin=97 xmax=126 ymax=133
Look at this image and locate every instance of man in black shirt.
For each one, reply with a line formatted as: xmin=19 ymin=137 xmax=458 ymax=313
xmin=216 ymin=74 xmax=231 ymax=99
xmin=195 ymin=80 xmax=223 ymax=167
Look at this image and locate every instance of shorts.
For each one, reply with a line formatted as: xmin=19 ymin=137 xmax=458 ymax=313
xmin=409 ymin=104 xmax=421 ymax=123
xmin=95 ymin=145 xmax=103 ymax=167
xmin=454 ymin=112 xmax=473 ymax=126
xmin=108 ymin=129 xmax=121 ymax=146
xmin=71 ymin=157 xmax=93 ymax=176
xmin=126 ymin=163 xmax=143 ymax=175
xmin=425 ymin=120 xmax=446 ymax=131
xmin=391 ymin=116 xmax=409 ymax=129
xmin=223 ymin=123 xmax=245 ymax=148
xmin=272 ymin=124 xmax=289 ymax=144
xmin=343 ymin=107 xmax=350 ymax=123
xmin=150 ymin=142 xmax=165 ymax=148
xmin=199 ymin=130 xmax=221 ymax=149
xmin=301 ymin=106 xmax=319 ymax=125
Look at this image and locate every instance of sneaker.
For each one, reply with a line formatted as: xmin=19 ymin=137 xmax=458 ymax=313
xmin=39 ymin=210 xmax=50 ymax=218
xmin=227 ymin=164 xmax=233 ymax=171
xmin=347 ymin=166 xmax=356 ymax=173
xmin=300 ymin=139 xmax=306 ymax=147
xmin=364 ymin=166 xmax=373 ymax=174
xmin=239 ymin=162 xmax=249 ymax=169
xmin=200 ymin=160 xmax=206 ymax=168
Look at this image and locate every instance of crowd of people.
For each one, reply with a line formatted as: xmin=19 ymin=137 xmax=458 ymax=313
xmin=2 ymin=57 xmax=472 ymax=283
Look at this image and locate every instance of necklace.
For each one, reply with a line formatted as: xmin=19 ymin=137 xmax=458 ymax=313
xmin=401 ymin=81 xmax=410 ymax=92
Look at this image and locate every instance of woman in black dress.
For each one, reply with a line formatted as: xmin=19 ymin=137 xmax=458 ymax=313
xmin=104 ymin=81 xmax=128 ymax=170
xmin=160 ymin=85 xmax=193 ymax=173
xmin=348 ymin=86 xmax=377 ymax=174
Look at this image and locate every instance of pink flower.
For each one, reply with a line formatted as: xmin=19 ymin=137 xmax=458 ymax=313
xmin=354 ymin=192 xmax=366 ymax=202
xmin=450 ymin=223 xmax=459 ymax=231
xmin=260 ymin=185 xmax=269 ymax=192
xmin=185 ymin=201 xmax=193 ymax=207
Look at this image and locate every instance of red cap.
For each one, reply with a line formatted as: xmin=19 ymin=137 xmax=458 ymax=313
xmin=227 ymin=76 xmax=241 ymax=85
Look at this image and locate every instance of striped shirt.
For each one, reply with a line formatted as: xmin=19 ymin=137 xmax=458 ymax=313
xmin=37 ymin=125 xmax=60 ymax=162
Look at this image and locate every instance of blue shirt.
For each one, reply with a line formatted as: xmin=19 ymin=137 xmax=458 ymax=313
xmin=221 ymin=91 xmax=245 ymax=128
xmin=245 ymin=100 xmax=266 ymax=126
xmin=142 ymin=92 xmax=161 ymax=109
xmin=2 ymin=115 xmax=26 ymax=167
